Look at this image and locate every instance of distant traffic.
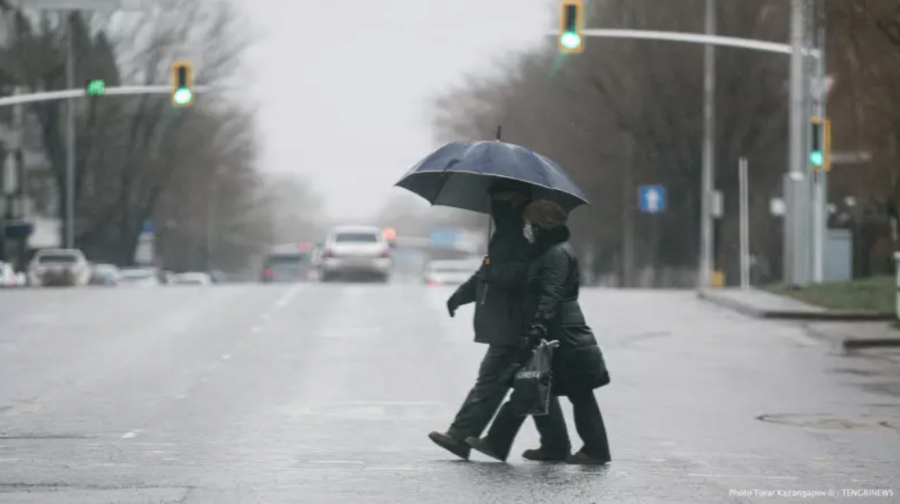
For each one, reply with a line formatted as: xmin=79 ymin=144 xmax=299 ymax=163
xmin=1 ymin=225 xmax=484 ymax=289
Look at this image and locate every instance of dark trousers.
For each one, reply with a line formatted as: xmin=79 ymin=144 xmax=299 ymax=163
xmin=447 ymin=345 xmax=521 ymax=441
xmin=483 ymin=389 xmax=611 ymax=461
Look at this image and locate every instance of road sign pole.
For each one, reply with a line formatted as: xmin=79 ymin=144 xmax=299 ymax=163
xmin=700 ymin=0 xmax=716 ymax=288
xmin=739 ymin=157 xmax=750 ymax=289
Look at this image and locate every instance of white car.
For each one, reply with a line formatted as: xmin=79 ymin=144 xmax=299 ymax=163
xmin=423 ymin=259 xmax=483 ymax=286
xmin=28 ymin=248 xmax=91 ymax=287
xmin=118 ymin=268 xmax=161 ymax=287
xmin=0 ymin=261 xmax=25 ymax=287
xmin=319 ymin=226 xmax=392 ymax=282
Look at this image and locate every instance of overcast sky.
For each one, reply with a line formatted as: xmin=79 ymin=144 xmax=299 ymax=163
xmin=240 ymin=0 xmax=553 ymax=220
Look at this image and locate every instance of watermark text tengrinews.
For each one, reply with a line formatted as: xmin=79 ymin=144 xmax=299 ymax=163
xmin=729 ymin=489 xmax=894 ymax=499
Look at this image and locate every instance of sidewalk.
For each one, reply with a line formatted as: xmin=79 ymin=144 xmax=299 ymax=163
xmin=805 ymin=321 xmax=900 ymax=350
xmin=697 ymin=288 xmax=896 ymax=321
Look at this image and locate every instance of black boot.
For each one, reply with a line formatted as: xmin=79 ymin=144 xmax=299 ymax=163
xmin=522 ymin=447 xmax=570 ymax=462
xmin=428 ymin=431 xmax=470 ymax=460
xmin=466 ymin=437 xmax=507 ymax=462
xmin=565 ymin=451 xmax=610 ymax=465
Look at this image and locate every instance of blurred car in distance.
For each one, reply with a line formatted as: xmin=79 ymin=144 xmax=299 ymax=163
xmin=319 ymin=226 xmax=392 ymax=283
xmin=118 ymin=267 xmax=162 ymax=287
xmin=89 ymin=263 xmax=121 ymax=286
xmin=422 ymin=258 xmax=482 ymax=286
xmin=0 ymin=261 xmax=25 ymax=287
xmin=28 ymin=248 xmax=91 ymax=287
xmin=174 ymin=272 xmax=213 ymax=285
xmin=261 ymin=250 xmax=316 ymax=283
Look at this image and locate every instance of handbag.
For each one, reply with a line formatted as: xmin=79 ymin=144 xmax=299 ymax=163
xmin=511 ymin=339 xmax=559 ymax=416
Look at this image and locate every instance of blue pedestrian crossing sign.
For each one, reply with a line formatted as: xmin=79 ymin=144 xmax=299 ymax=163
xmin=638 ymin=185 xmax=666 ymax=213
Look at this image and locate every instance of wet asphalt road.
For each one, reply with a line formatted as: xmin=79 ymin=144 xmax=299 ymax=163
xmin=0 ymin=282 xmax=898 ymax=504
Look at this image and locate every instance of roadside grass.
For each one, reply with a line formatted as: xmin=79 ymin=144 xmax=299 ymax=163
xmin=766 ymin=275 xmax=894 ymax=313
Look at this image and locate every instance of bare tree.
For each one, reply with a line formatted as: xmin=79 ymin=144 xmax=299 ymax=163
xmin=432 ymin=0 xmax=793 ymax=285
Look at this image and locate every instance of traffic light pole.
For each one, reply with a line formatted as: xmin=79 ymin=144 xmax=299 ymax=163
xmin=65 ymin=11 xmax=76 ymax=249
xmin=0 ymin=85 xmax=213 ymax=108
xmin=551 ymin=9 xmax=822 ymax=288
xmin=811 ymin=0 xmax=827 ymax=283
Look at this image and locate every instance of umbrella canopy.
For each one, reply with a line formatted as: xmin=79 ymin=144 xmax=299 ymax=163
xmin=395 ymin=141 xmax=590 ymax=214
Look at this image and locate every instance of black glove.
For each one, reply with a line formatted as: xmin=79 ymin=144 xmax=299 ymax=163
xmin=447 ymin=295 xmax=460 ymax=318
xmin=526 ymin=324 xmax=548 ymax=347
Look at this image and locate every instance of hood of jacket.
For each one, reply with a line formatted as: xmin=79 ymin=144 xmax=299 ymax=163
xmin=529 ymin=225 xmax=571 ymax=257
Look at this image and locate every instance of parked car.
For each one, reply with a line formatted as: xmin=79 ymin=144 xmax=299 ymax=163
xmin=118 ymin=267 xmax=161 ymax=287
xmin=319 ymin=226 xmax=392 ymax=283
xmin=28 ymin=248 xmax=91 ymax=287
xmin=89 ymin=263 xmax=121 ymax=286
xmin=0 ymin=261 xmax=25 ymax=287
xmin=422 ymin=258 xmax=482 ymax=286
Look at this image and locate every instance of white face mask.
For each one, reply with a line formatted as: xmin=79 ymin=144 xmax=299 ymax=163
xmin=523 ymin=222 xmax=535 ymax=244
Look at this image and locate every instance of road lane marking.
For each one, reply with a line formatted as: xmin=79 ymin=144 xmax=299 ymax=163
xmin=121 ymin=430 xmax=142 ymax=439
xmin=274 ymin=284 xmax=303 ymax=309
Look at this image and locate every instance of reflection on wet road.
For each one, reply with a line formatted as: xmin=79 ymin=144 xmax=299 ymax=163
xmin=1 ymin=284 xmax=898 ymax=503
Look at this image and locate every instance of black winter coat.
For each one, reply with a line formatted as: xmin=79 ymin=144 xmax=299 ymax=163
xmin=449 ymin=201 xmax=530 ymax=347
xmin=524 ymin=226 xmax=610 ymax=396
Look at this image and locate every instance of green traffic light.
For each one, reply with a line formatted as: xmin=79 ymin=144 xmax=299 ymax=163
xmin=86 ymin=79 xmax=105 ymax=96
xmin=810 ymin=151 xmax=823 ymax=166
xmin=560 ymin=31 xmax=581 ymax=49
xmin=173 ymin=87 xmax=193 ymax=105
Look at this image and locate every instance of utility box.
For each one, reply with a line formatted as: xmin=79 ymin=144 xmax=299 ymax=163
xmin=823 ymin=228 xmax=852 ymax=282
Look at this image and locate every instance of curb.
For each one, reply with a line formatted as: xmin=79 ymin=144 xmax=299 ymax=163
xmin=695 ymin=290 xmax=896 ymax=321
xmin=804 ymin=324 xmax=900 ymax=349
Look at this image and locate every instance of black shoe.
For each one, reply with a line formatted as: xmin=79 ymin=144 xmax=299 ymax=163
xmin=565 ymin=451 xmax=610 ymax=465
xmin=522 ymin=447 xmax=569 ymax=462
xmin=465 ymin=437 xmax=506 ymax=462
xmin=428 ymin=431 xmax=470 ymax=460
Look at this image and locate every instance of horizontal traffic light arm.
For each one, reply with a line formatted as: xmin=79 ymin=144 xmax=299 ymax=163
xmin=0 ymin=84 xmax=214 ymax=108
xmin=545 ymin=28 xmax=822 ymax=57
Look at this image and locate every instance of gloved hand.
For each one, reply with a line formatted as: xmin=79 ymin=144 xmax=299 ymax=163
xmin=446 ymin=294 xmax=460 ymax=318
xmin=526 ymin=324 xmax=548 ymax=347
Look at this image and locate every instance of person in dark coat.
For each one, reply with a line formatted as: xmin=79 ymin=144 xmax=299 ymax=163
xmin=428 ymin=179 xmax=533 ymax=460
xmin=465 ymin=199 xmax=611 ymax=465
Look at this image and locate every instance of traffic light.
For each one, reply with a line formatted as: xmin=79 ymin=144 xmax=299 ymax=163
xmin=559 ymin=0 xmax=585 ymax=54
xmin=170 ymin=61 xmax=194 ymax=107
xmin=85 ymin=79 xmax=106 ymax=96
xmin=810 ymin=117 xmax=832 ymax=171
